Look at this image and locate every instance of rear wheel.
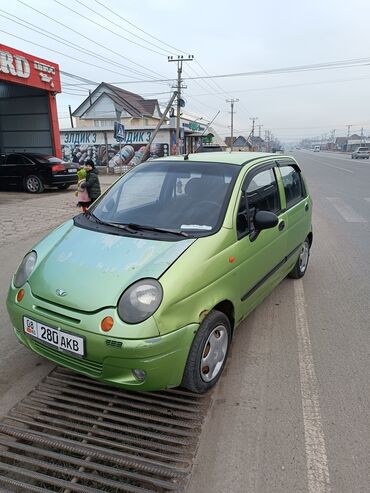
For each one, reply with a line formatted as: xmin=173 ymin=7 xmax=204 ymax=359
xmin=182 ymin=310 xmax=231 ymax=393
xmin=289 ymin=238 xmax=310 ymax=279
xmin=57 ymin=184 xmax=71 ymax=190
xmin=24 ymin=175 xmax=44 ymax=193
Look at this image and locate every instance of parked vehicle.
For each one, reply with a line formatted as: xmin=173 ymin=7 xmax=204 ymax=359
xmin=7 ymin=152 xmax=312 ymax=393
xmin=0 ymin=153 xmax=78 ymax=193
xmin=351 ymin=147 xmax=369 ymax=159
xmin=313 ymin=145 xmax=320 ymax=152
xmin=196 ymin=144 xmax=223 ymax=152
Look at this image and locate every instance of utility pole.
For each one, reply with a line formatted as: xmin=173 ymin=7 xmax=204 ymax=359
xmin=346 ymin=124 xmax=352 ymax=152
xmin=258 ymin=124 xmax=263 ymax=151
xmin=137 ymin=91 xmax=178 ymax=164
xmin=250 ymin=117 xmax=258 ymax=150
xmin=361 ymin=127 xmax=364 ymax=144
xmin=226 ymin=98 xmax=239 ymax=151
xmin=168 ymin=55 xmax=194 ymax=155
xmin=68 ymin=105 xmax=74 ymax=128
xmin=331 ymin=129 xmax=336 ymax=149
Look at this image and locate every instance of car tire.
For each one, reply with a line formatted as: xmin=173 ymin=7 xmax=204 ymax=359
xmin=24 ymin=175 xmax=44 ymax=194
xmin=182 ymin=310 xmax=231 ymax=394
xmin=289 ymin=237 xmax=310 ymax=279
xmin=57 ymin=184 xmax=71 ymax=190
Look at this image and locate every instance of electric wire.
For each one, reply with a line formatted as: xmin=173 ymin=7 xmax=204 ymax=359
xmin=73 ymin=0 xmax=172 ymax=56
xmin=0 ymin=9 xmax=168 ymax=83
xmin=0 ymin=28 xmax=157 ymax=79
xmin=63 ymin=56 xmax=370 ymax=85
xmin=93 ymin=0 xmax=187 ymax=55
xmin=53 ymin=0 xmax=169 ymax=57
xmin=16 ymin=0 xmax=170 ymax=81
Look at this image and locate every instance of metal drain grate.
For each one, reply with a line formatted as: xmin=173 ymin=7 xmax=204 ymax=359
xmin=0 ymin=367 xmax=211 ymax=492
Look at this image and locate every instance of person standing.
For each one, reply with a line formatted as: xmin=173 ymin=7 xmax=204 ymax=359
xmin=81 ymin=159 xmax=101 ymax=209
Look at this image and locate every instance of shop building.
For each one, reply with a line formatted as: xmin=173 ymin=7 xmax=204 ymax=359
xmin=0 ymin=44 xmax=61 ymax=156
xmin=62 ymin=83 xmax=224 ymax=167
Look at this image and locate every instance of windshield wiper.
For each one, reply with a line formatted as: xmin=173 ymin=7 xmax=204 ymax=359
xmin=126 ymin=223 xmax=190 ymax=237
xmin=86 ymin=212 xmax=137 ymax=233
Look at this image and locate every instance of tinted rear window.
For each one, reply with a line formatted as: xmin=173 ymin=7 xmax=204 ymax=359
xmin=27 ymin=154 xmax=63 ymax=164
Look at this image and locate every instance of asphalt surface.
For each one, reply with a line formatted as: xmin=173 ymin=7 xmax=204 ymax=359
xmin=0 ymin=174 xmax=116 ymax=416
xmin=188 ymin=150 xmax=370 ymax=493
xmin=0 ymin=157 xmax=369 ymax=492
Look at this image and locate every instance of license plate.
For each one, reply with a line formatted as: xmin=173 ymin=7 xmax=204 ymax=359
xmin=23 ymin=317 xmax=85 ymax=357
xmin=68 ymin=168 xmax=77 ymax=173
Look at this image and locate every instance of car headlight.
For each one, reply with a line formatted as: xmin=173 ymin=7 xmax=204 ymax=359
xmin=118 ymin=279 xmax=163 ymax=324
xmin=14 ymin=251 xmax=37 ymax=288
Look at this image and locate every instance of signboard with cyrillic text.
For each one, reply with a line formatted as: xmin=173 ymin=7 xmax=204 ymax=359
xmin=0 ymin=44 xmax=61 ymax=92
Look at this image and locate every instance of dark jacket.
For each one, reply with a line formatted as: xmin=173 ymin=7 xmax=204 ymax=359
xmin=84 ymin=169 xmax=101 ymax=200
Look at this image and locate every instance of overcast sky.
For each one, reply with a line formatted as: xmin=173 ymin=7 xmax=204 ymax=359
xmin=2 ymin=0 xmax=370 ymax=143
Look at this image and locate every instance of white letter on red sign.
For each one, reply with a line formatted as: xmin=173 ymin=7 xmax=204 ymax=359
xmin=14 ymin=56 xmax=30 ymax=79
xmin=0 ymin=51 xmax=17 ymax=76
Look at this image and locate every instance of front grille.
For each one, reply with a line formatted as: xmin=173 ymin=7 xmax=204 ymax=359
xmin=106 ymin=339 xmax=123 ymax=349
xmin=32 ymin=341 xmax=103 ymax=375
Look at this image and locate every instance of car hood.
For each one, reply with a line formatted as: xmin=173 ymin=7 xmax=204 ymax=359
xmin=30 ymin=225 xmax=195 ymax=311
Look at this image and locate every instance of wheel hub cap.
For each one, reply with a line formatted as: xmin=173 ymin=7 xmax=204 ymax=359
xmin=299 ymin=241 xmax=309 ymax=273
xmin=200 ymin=325 xmax=228 ymax=382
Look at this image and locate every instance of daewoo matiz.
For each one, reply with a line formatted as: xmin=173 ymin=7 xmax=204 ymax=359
xmin=7 ymin=152 xmax=312 ymax=393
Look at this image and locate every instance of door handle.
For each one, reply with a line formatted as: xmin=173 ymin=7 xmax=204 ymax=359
xmin=305 ymin=203 xmax=309 ymax=211
xmin=278 ymin=220 xmax=285 ymax=231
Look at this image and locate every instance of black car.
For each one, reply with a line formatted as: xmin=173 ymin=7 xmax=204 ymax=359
xmin=0 ymin=153 xmax=78 ymax=193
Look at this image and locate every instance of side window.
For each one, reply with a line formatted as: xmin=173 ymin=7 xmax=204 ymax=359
xmin=237 ymin=167 xmax=280 ymax=238
xmin=279 ymin=166 xmax=305 ymax=208
xmin=6 ymin=154 xmax=24 ymax=164
xmin=6 ymin=154 xmax=25 ymax=164
xmin=246 ymin=168 xmax=280 ymax=215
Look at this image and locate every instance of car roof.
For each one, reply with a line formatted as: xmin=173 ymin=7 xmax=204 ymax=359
xmin=155 ymin=151 xmax=291 ymax=167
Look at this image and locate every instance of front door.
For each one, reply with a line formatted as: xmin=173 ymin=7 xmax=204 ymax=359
xmin=234 ymin=163 xmax=288 ymax=320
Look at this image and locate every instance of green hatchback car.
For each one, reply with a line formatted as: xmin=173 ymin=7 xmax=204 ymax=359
xmin=7 ymin=152 xmax=312 ymax=393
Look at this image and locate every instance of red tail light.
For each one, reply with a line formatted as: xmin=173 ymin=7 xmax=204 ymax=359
xmin=52 ymin=164 xmax=66 ymax=172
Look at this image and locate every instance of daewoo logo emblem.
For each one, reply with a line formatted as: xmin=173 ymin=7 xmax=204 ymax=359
xmin=56 ymin=289 xmax=67 ymax=297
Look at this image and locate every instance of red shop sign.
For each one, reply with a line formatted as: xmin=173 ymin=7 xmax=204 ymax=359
xmin=0 ymin=44 xmax=61 ymax=93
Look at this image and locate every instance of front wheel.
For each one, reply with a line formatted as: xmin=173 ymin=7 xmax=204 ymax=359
xmin=289 ymin=238 xmax=310 ymax=279
xmin=182 ymin=310 xmax=231 ymax=393
xmin=24 ymin=175 xmax=44 ymax=193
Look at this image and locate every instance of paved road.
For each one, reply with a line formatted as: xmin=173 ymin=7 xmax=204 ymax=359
xmin=188 ymin=150 xmax=370 ymax=493
xmin=1 ymin=158 xmax=369 ymax=492
xmin=0 ymin=174 xmax=115 ymax=416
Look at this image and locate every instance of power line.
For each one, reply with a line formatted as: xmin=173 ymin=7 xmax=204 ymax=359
xmin=65 ymin=56 xmax=370 ymax=85
xmin=0 ymin=9 xmax=167 ymax=82
xmin=94 ymin=0 xmax=187 ymax=55
xmin=53 ymin=0 xmax=168 ymax=57
xmin=16 ymin=0 xmax=170 ymax=81
xmin=0 ymin=28 xmax=164 ymax=80
xmin=73 ymin=0 xmax=172 ymax=56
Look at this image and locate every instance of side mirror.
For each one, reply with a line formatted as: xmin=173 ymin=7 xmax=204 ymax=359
xmin=254 ymin=210 xmax=279 ymax=230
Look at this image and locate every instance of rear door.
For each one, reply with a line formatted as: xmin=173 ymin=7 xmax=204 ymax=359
xmin=0 ymin=154 xmax=28 ymax=186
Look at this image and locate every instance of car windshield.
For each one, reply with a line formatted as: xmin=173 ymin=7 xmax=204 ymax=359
xmin=91 ymin=160 xmax=239 ymax=237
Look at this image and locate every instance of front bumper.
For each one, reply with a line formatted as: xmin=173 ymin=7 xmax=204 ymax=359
xmin=7 ymin=286 xmax=198 ymax=391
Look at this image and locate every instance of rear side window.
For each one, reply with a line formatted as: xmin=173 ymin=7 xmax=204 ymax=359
xmin=6 ymin=154 xmax=25 ymax=164
xmin=280 ymin=166 xmax=305 ymax=208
